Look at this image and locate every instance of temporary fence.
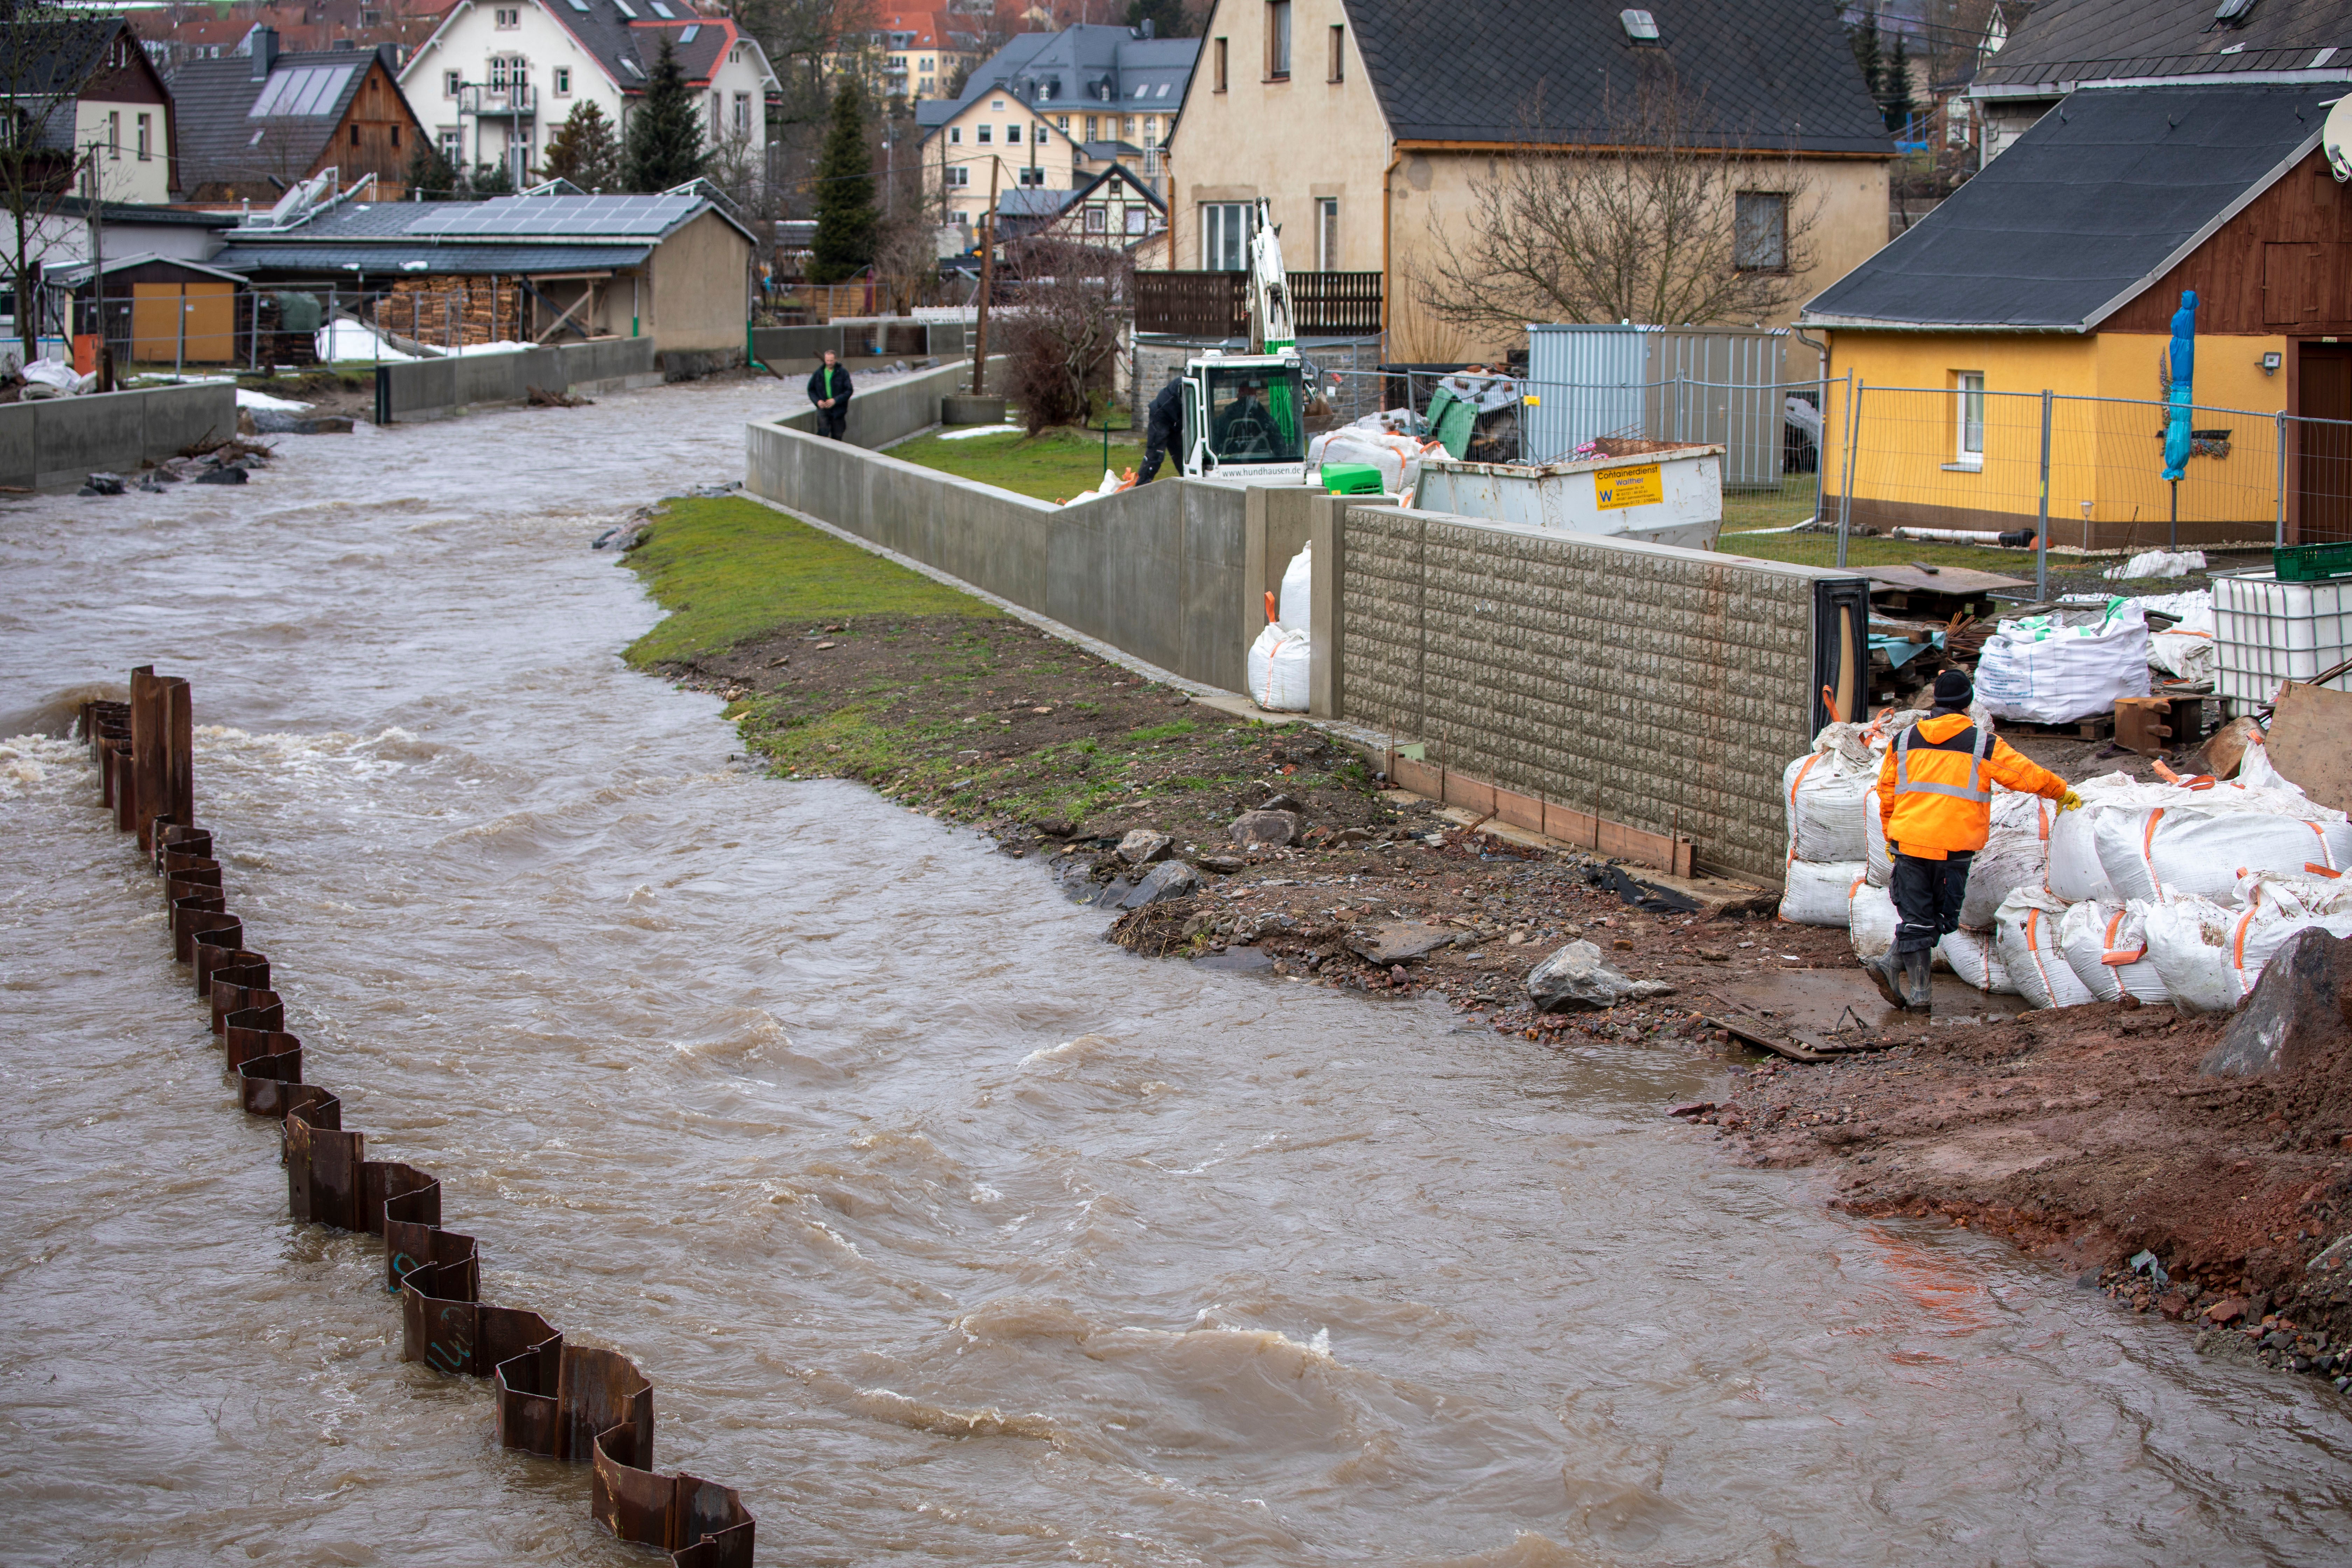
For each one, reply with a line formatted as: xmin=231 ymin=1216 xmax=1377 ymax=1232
xmin=78 ymin=284 xmax=563 ymax=376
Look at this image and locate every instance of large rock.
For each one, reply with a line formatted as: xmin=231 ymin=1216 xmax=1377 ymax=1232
xmin=1119 ymin=860 xmax=1201 ymax=908
xmin=1229 ymin=808 xmax=1300 ymax=848
xmin=1117 ymin=828 xmax=1172 ymax=866
xmin=2203 ymin=926 xmax=2352 ymax=1077
xmin=1345 ymin=922 xmax=1460 ymax=966
xmin=1525 ymin=940 xmax=1676 ymax=1013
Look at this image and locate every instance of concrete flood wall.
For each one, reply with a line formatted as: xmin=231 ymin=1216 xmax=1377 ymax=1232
xmin=1335 ymin=505 xmax=1858 ymax=882
xmin=751 ymin=320 xmax=972 ymax=378
xmin=0 ymin=382 xmax=238 ymax=491
xmin=746 ymin=358 xmax=1252 ymax=692
xmin=374 ymin=336 xmax=660 ymax=424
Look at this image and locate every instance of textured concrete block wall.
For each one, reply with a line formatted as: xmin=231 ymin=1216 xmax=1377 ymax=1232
xmin=744 ymin=359 xmax=1250 ymax=691
xmin=1340 ymin=507 xmax=1828 ymax=881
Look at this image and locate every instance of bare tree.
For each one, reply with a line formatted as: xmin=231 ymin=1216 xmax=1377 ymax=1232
xmin=0 ymin=5 xmax=105 ymax=367
xmin=1000 ymin=235 xmax=1130 ymax=434
xmin=1419 ymin=81 xmax=1823 ymax=335
xmin=869 ymin=210 xmax=938 ymax=315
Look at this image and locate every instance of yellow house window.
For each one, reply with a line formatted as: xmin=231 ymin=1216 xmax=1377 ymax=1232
xmin=1955 ymin=372 xmax=1986 ymax=470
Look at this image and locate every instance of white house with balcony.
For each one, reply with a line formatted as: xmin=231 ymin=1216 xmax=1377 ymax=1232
xmin=401 ymin=0 xmax=776 ymax=187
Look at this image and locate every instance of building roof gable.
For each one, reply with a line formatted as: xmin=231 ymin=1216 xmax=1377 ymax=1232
xmin=1801 ymin=82 xmax=2330 ymax=331
xmin=919 ymin=24 xmax=1197 ymax=142
xmin=1334 ymin=0 xmax=1890 ymax=155
xmin=1975 ymin=0 xmax=2352 ymax=96
xmin=169 ymin=46 xmax=404 ymax=194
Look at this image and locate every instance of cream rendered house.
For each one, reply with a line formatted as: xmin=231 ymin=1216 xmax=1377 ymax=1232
xmin=1164 ymin=0 xmax=1896 ymax=367
xmin=402 ymin=0 xmax=776 ymax=187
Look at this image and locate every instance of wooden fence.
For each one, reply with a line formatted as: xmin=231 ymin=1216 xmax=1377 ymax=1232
xmin=1135 ymin=270 xmax=1382 ymax=336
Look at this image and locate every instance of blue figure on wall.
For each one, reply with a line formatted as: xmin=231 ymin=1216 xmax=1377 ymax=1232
xmin=2161 ymin=289 xmax=2197 ymax=482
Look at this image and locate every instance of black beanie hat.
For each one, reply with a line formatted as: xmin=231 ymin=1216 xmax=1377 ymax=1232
xmin=1932 ymin=670 xmax=1974 ymax=710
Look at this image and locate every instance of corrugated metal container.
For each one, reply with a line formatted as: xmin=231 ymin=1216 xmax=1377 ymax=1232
xmin=1525 ymin=324 xmax=1790 ymax=490
xmin=1524 ymin=325 xmax=1646 ymax=469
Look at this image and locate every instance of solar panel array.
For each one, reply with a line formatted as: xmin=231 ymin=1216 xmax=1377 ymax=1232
xmin=401 ymin=193 xmax=704 ymax=237
xmin=247 ymin=64 xmax=356 ymax=119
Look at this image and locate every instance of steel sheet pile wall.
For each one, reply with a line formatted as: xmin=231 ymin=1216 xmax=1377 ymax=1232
xmin=1338 ymin=508 xmax=1833 ymax=881
xmin=747 ymin=359 xmax=1252 ymax=691
xmin=75 ymin=672 xmax=757 ymax=1568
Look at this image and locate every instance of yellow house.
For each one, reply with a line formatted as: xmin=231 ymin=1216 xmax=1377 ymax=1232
xmin=826 ymin=10 xmax=978 ymax=103
xmin=1161 ymin=0 xmax=1895 ymax=370
xmin=1804 ymin=80 xmax=2346 ymax=550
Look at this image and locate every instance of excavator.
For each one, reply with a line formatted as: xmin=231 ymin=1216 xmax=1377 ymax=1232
xmin=1175 ymin=198 xmax=1311 ymax=483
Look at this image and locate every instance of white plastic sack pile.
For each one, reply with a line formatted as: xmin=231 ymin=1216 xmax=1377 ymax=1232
xmin=1974 ymin=600 xmax=2152 ymax=724
xmin=1780 ymin=858 xmax=1867 ymax=925
xmin=1939 ymin=926 xmax=2017 ymax=994
xmin=2142 ymin=896 xmax=2352 ymax=1012
xmin=2058 ymin=900 xmax=2171 ymax=1005
xmin=20 ymin=357 xmax=95 ymax=399
xmin=1278 ymin=542 xmax=1311 ymax=630
xmin=1062 ymin=468 xmax=1126 ymax=507
xmin=2105 ymin=549 xmax=2205 ymax=581
xmin=1246 ymin=621 xmax=1309 ymax=712
xmin=2092 ymin=798 xmax=2352 ymax=905
xmin=1958 ymin=789 xmax=2054 ymax=929
xmin=1783 ymin=722 xmax=1880 ymax=864
xmin=1848 ymin=876 xmax=1898 ymax=964
xmin=2045 ymin=771 xmax=2176 ymax=903
xmin=1307 ymin=426 xmax=1436 ymax=495
xmin=1995 ymin=887 xmax=2099 ymax=1009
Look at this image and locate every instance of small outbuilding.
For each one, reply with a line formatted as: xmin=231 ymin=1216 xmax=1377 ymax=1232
xmin=50 ymin=253 xmax=249 ymax=366
xmin=207 ymin=181 xmax=757 ymax=363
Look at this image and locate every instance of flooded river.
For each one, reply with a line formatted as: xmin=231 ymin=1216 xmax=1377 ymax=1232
xmin=3 ymin=381 xmax=2347 ymax=1567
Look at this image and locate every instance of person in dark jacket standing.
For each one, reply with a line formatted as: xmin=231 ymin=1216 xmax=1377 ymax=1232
xmin=807 ymin=350 xmax=853 ymax=440
xmin=1137 ymin=374 xmax=1185 ymax=482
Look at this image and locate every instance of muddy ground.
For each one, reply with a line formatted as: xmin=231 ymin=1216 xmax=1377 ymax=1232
xmin=663 ymin=607 xmax=2350 ymax=1400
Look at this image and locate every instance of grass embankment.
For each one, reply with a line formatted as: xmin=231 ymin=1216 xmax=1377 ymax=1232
xmin=888 ymin=413 xmax=1143 ymax=503
xmin=621 ymin=495 xmax=1374 ymax=839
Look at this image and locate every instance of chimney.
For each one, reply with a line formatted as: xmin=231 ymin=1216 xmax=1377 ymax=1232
xmin=250 ymin=26 xmax=278 ymax=80
xmin=1140 ymin=18 xmax=1155 ymax=37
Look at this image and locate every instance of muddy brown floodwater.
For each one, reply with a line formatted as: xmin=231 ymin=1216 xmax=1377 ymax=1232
xmin=3 ymin=382 xmax=2349 ymax=1567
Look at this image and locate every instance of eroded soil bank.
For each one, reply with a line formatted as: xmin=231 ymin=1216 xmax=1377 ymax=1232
xmin=630 ymin=495 xmax=2352 ymax=1400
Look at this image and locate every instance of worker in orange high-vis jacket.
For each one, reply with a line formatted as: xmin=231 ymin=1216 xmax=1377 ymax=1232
xmin=1870 ymin=669 xmax=2081 ymax=1010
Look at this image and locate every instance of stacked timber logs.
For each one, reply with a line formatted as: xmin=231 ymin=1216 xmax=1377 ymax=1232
xmin=81 ymin=670 xmax=755 ymax=1568
xmin=368 ymin=276 xmax=527 ymax=349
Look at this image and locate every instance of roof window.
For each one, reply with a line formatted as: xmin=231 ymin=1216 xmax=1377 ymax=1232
xmin=614 ymin=0 xmax=637 ymax=16
xmin=623 ymin=56 xmax=645 ymax=76
xmin=1620 ymin=8 xmax=1660 ymax=44
xmin=650 ymin=1 xmax=674 ymax=15
xmin=680 ymin=23 xmax=698 ymax=40
xmin=2214 ymin=0 xmax=2258 ymax=23
xmin=568 ymin=0 xmax=588 ymax=10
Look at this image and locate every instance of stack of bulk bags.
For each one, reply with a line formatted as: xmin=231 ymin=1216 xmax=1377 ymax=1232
xmin=2057 ymin=900 xmax=2171 ymax=1005
xmin=1779 ymin=722 xmax=1879 ymax=925
xmin=1995 ymin=887 xmax=2098 ymax=1009
xmin=1974 ymin=600 xmax=2152 ymax=724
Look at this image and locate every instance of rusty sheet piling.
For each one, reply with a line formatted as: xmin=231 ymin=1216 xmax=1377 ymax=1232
xmin=75 ymin=683 xmax=757 ymax=1568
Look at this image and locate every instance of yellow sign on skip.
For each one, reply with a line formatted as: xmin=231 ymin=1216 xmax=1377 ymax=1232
xmin=1595 ymin=462 xmax=1662 ymax=510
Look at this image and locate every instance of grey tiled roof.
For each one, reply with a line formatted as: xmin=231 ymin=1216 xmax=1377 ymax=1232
xmin=503 ymin=2 xmax=737 ymax=97
xmin=1976 ymin=0 xmax=2352 ymax=94
xmin=169 ymin=47 xmax=392 ymax=195
xmin=1339 ymin=0 xmax=1891 ymax=155
xmin=1802 ymin=83 xmax=2328 ymax=329
xmin=209 ymin=241 xmax=654 ymax=275
xmin=920 ymin=24 xmax=1197 ymax=143
xmin=208 ymin=186 xmax=748 ymax=275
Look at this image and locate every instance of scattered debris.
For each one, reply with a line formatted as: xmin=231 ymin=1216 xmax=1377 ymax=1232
xmin=526 ymin=384 xmax=593 ymax=408
xmin=1525 ymin=939 xmax=1676 ymax=1012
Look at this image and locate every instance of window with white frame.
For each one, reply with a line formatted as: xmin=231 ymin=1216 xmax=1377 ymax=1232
xmin=1006 ymin=122 xmax=1021 ymax=144
xmin=734 ymin=93 xmax=750 ymax=136
xmin=708 ymin=92 xmax=721 ymax=138
xmin=948 ymin=125 xmax=961 ymax=143
xmin=945 ymin=164 xmax=968 ymax=187
xmin=1085 ymin=204 xmax=1107 ymax=233
xmin=1017 ymin=165 xmax=1044 ymax=186
xmin=494 ymin=6 xmax=519 ymax=26
xmin=107 ymin=109 xmax=120 ymax=158
xmin=1316 ymin=197 xmax=1338 ymax=269
xmin=1267 ymin=0 xmax=1292 ymax=78
xmin=1201 ymin=200 xmax=1251 ymax=271
xmin=1955 ymin=373 xmax=1985 ymax=468
xmin=990 ymin=97 xmax=1004 ymax=110
xmin=489 ymin=55 xmax=525 ymax=89
xmin=554 ymin=66 xmax=570 ymax=94
xmin=444 ymin=68 xmax=461 ymax=96
xmin=438 ymin=127 xmax=462 ymax=162
xmin=136 ymin=111 xmax=151 ymax=160
xmin=1125 ymin=205 xmax=1148 ymax=236
xmin=976 ymin=124 xmax=991 ymax=143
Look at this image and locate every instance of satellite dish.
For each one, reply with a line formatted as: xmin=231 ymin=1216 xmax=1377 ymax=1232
xmin=2325 ymin=95 xmax=2352 ymax=182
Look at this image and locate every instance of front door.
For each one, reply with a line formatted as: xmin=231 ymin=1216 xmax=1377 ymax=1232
xmin=2298 ymin=342 xmax=2352 ymax=543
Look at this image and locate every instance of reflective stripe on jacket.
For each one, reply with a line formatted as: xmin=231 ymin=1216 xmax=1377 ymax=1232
xmin=1875 ymin=711 xmax=2070 ymax=859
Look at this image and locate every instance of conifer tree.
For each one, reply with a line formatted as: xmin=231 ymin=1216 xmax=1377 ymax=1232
xmin=1850 ymin=11 xmax=1885 ymax=116
xmin=544 ymin=99 xmax=623 ymax=190
xmin=622 ymin=37 xmax=707 ymax=191
xmin=808 ymin=77 xmax=878 ymax=284
xmin=404 ymin=134 xmax=458 ymax=198
xmin=1884 ymin=36 xmax=1918 ymax=138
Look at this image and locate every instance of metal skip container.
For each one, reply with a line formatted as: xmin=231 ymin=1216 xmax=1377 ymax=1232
xmin=1412 ymin=443 xmax=1726 ymax=551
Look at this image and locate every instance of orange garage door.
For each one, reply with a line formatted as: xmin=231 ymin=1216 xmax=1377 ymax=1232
xmin=130 ymin=282 xmax=236 ymax=364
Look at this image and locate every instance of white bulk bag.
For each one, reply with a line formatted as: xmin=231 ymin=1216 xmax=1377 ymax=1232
xmin=2232 ymin=868 xmax=2352 ymax=920
xmin=1975 ymin=600 xmax=2152 ymax=724
xmin=1278 ymin=542 xmax=1312 ymax=630
xmin=1995 ymin=887 xmax=2098 ymax=1009
xmin=1939 ymin=925 xmax=2018 ymax=995
xmin=2058 ymin=899 xmax=2171 ymax=1005
xmin=1783 ymin=727 xmax=1879 ymax=865
xmin=1779 ymin=859 xmax=1865 ymax=926
xmin=1849 ymin=875 xmax=1898 ymax=964
xmin=1864 ymin=799 xmax=1892 ymax=886
xmin=1958 ymin=791 xmax=2054 ymax=930
xmin=2095 ymin=803 xmax=2352 ymax=906
xmin=2141 ymin=897 xmax=2352 ymax=1013
xmin=1246 ymin=622 xmax=1309 ymax=712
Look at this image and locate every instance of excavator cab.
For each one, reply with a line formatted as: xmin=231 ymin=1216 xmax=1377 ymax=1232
xmin=1180 ymin=354 xmax=1306 ymax=480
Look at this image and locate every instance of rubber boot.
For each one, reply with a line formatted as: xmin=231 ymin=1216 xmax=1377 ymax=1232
xmin=1900 ymin=948 xmax=1934 ymax=1011
xmin=1864 ymin=949 xmax=1907 ymax=1009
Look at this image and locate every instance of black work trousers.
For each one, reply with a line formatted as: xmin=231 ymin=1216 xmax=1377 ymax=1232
xmin=1890 ymin=850 xmax=1973 ymax=954
xmin=817 ymin=404 xmax=849 ymax=440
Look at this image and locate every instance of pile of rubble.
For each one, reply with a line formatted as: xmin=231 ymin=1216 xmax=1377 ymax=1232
xmin=76 ymin=436 xmax=273 ymax=496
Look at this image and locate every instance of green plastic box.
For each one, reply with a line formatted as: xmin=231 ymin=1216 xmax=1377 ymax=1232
xmin=2275 ymin=541 xmax=2352 ymax=582
xmin=1321 ymin=462 xmax=1385 ymax=496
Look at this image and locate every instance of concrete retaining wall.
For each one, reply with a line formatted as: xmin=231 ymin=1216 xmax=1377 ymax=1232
xmin=1336 ymin=506 xmax=1858 ymax=882
xmin=746 ymin=357 xmax=1251 ymax=690
xmin=374 ymin=336 xmax=660 ymax=424
xmin=751 ymin=320 xmax=971 ymax=378
xmin=0 ymin=382 xmax=238 ymax=491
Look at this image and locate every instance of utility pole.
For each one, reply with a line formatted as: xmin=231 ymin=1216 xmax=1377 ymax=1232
xmin=86 ymin=144 xmax=109 ymax=391
xmin=971 ymin=155 xmax=999 ymax=397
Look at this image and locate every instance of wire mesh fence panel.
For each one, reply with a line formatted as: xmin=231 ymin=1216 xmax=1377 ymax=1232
xmin=2045 ymin=393 xmax=2285 ymax=561
xmin=2290 ymin=413 xmax=2352 ymax=546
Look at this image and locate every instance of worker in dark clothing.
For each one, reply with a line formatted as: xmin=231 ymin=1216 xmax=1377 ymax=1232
xmin=1867 ymin=669 xmax=2080 ymax=1010
xmin=1212 ymin=377 xmax=1276 ymax=458
xmin=1137 ymin=375 xmax=1185 ymax=483
xmin=806 ymin=350 xmax=853 ymax=440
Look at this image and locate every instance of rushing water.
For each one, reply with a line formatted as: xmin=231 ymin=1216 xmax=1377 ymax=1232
xmin=2 ymin=382 xmax=2347 ymax=1568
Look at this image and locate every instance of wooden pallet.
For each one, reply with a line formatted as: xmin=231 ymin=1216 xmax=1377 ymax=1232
xmin=2001 ymin=712 xmax=2114 ymax=743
